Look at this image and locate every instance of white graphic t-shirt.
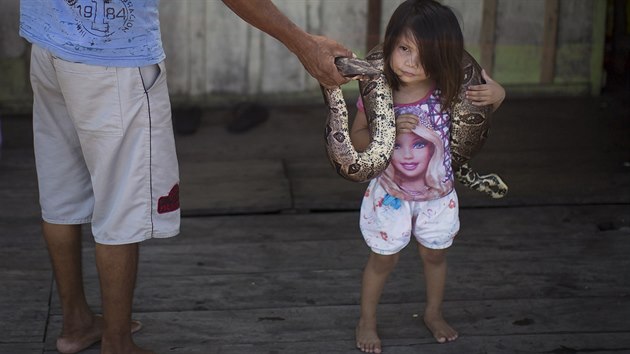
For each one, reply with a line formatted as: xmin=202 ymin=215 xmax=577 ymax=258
xmin=358 ymin=88 xmax=454 ymax=201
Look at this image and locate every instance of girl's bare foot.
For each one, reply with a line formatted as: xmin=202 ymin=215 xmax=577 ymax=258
xmin=423 ymin=311 xmax=458 ymax=343
xmin=56 ymin=315 xmax=143 ymax=354
xmin=355 ymin=318 xmax=382 ymax=353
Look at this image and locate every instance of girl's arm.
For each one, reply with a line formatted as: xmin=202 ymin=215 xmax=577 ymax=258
xmin=221 ymin=0 xmax=352 ymax=88
xmin=465 ymin=69 xmax=506 ymax=112
xmin=350 ymin=109 xmax=372 ymax=152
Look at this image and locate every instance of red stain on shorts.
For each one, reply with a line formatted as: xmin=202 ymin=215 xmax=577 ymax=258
xmin=158 ymin=184 xmax=180 ymax=214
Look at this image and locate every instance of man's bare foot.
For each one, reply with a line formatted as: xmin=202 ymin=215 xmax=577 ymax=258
xmin=355 ymin=318 xmax=382 ymax=353
xmin=56 ymin=315 xmax=143 ymax=354
xmin=423 ymin=311 xmax=458 ymax=343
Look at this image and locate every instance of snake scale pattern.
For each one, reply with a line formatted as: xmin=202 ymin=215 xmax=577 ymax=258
xmin=322 ymin=45 xmax=396 ymax=183
xmin=450 ymin=52 xmax=508 ymax=198
xmin=322 ymin=45 xmax=508 ymax=198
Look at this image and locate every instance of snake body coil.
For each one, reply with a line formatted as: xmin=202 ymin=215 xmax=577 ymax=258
xmin=450 ymin=52 xmax=508 ymax=198
xmin=322 ymin=45 xmax=396 ymax=183
xmin=323 ymin=46 xmax=508 ymax=198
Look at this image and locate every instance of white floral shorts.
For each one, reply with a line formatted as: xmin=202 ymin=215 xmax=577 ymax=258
xmin=359 ymin=180 xmax=460 ymax=255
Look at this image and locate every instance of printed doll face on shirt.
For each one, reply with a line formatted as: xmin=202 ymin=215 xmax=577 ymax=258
xmin=390 ymin=31 xmax=428 ymax=86
xmin=391 ymin=132 xmax=434 ymax=180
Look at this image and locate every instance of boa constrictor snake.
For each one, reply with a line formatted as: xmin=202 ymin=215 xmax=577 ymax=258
xmin=321 ymin=45 xmax=508 ymax=198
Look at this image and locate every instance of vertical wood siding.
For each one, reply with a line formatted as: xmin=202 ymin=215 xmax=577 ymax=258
xmin=0 ymin=0 xmax=608 ymax=111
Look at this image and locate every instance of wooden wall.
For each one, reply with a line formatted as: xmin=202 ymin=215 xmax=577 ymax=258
xmin=158 ymin=0 xmax=606 ymax=103
xmin=0 ymin=0 xmax=609 ymax=112
xmin=0 ymin=0 xmax=29 ymax=113
xmin=160 ymin=0 xmax=370 ymax=99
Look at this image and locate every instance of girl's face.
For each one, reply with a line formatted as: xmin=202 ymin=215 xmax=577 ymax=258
xmin=392 ymin=132 xmax=433 ymax=180
xmin=390 ymin=32 xmax=428 ymax=86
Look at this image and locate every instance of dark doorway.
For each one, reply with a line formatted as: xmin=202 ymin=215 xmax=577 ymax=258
xmin=603 ymin=0 xmax=630 ymax=92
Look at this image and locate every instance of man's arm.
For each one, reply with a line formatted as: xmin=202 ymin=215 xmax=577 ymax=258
xmin=221 ymin=0 xmax=353 ymax=88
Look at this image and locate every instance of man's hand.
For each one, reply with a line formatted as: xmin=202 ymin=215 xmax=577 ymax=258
xmin=294 ymin=34 xmax=353 ymax=89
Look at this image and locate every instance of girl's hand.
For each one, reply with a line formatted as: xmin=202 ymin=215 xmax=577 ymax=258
xmin=396 ymin=114 xmax=419 ymax=134
xmin=466 ymin=70 xmax=505 ymax=110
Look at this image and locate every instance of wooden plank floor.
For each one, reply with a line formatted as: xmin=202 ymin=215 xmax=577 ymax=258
xmin=1 ymin=91 xmax=629 ymax=354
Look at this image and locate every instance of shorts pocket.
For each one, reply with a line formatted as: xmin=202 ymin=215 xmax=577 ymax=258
xmin=142 ymin=61 xmax=172 ymax=128
xmin=53 ymin=58 xmax=123 ymax=136
xmin=139 ymin=63 xmax=161 ymax=92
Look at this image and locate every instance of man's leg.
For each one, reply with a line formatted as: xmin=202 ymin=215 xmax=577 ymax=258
xmin=43 ymin=221 xmax=105 ymax=354
xmin=96 ymin=242 xmax=153 ymax=354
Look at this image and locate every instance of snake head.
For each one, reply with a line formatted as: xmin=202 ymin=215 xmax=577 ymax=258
xmin=335 ymin=57 xmax=382 ymax=80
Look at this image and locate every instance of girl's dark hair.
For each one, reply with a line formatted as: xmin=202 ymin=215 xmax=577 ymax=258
xmin=383 ymin=0 xmax=464 ymax=111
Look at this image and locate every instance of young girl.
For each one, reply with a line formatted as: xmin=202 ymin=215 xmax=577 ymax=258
xmin=350 ymin=0 xmax=505 ymax=352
